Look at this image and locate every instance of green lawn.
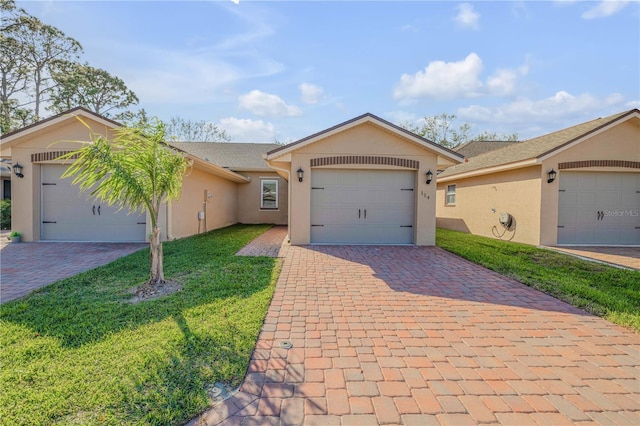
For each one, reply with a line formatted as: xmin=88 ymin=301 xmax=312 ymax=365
xmin=436 ymin=228 xmax=640 ymax=332
xmin=0 ymin=224 xmax=279 ymax=425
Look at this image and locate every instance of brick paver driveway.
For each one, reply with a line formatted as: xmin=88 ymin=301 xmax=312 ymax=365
xmin=191 ymin=245 xmax=640 ymax=425
xmin=0 ymin=241 xmax=146 ymax=303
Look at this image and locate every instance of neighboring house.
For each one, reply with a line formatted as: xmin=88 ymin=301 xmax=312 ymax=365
xmin=265 ymin=113 xmax=463 ymax=245
xmin=0 ymin=107 xmax=285 ymax=243
xmin=436 ymin=109 xmax=640 ymax=246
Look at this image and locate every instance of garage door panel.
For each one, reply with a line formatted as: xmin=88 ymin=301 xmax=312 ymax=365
xmin=575 ymin=191 xmax=596 ymax=206
xmin=311 ymin=169 xmax=415 ymax=244
xmin=558 ymin=171 xmax=640 ymax=245
xmin=41 ymin=165 xmax=146 ymax=242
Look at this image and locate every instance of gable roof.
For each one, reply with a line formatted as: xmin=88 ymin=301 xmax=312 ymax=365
xmin=169 ymin=142 xmax=280 ymax=171
xmin=266 ymin=113 xmax=464 ymax=165
xmin=0 ymin=107 xmax=253 ymax=183
xmin=439 ymin=108 xmax=640 ymax=179
xmin=0 ymin=107 xmax=121 ymax=152
xmin=454 ymin=140 xmax=520 ymax=158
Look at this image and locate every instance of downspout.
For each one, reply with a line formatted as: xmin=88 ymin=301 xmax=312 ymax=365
xmin=166 ymin=200 xmax=173 ymax=240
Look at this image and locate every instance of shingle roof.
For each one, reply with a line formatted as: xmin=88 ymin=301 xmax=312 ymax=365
xmin=169 ymin=142 xmax=281 ymax=170
xmin=440 ymin=109 xmax=638 ymax=178
xmin=454 ymin=140 xmax=520 ymax=158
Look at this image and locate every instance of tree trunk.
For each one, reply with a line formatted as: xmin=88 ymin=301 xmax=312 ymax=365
xmin=149 ymin=226 xmax=164 ymax=284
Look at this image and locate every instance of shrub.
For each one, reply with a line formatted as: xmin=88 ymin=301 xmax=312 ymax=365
xmin=0 ymin=199 xmax=10 ymax=230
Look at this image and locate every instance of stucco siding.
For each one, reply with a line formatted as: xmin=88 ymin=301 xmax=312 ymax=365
xmin=287 ymin=123 xmax=438 ymax=245
xmin=436 ymin=167 xmax=542 ymax=245
xmin=170 ymin=166 xmax=237 ymax=239
xmin=539 ymin=120 xmax=640 ymax=245
xmin=4 ymin=117 xmax=118 ymax=242
xmin=236 ymin=172 xmax=288 ymax=225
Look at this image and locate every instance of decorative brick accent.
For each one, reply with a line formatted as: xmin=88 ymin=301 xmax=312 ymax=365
xmin=558 ymin=160 xmax=640 ymax=170
xmin=310 ymin=156 xmax=419 ymax=169
xmin=31 ymin=151 xmax=77 ymax=162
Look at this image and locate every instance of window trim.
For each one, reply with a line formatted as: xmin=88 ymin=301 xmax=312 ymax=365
xmin=445 ymin=184 xmax=456 ymax=206
xmin=260 ymin=179 xmax=278 ymax=210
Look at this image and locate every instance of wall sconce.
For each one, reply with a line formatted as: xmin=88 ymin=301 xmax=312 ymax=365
xmin=13 ymin=162 xmax=24 ymax=178
xmin=297 ymin=167 xmax=304 ymax=182
xmin=426 ymin=169 xmax=433 ymax=184
xmin=547 ymin=169 xmax=557 ymax=184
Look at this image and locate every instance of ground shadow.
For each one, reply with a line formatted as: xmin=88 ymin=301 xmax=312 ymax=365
xmin=303 ymin=244 xmax=592 ymax=317
xmin=0 ymin=226 xmax=277 ymax=348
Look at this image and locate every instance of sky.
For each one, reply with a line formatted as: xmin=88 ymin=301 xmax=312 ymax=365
xmin=17 ymin=0 xmax=640 ymax=143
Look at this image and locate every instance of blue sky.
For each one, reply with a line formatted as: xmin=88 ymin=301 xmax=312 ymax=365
xmin=19 ymin=0 xmax=640 ymax=142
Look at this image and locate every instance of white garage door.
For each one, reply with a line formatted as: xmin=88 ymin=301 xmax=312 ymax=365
xmin=558 ymin=172 xmax=640 ymax=245
xmin=41 ymin=165 xmax=146 ymax=242
xmin=310 ymin=169 xmax=415 ymax=244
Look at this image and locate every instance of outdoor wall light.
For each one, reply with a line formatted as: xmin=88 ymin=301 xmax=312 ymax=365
xmin=13 ymin=162 xmax=24 ymax=178
xmin=297 ymin=167 xmax=304 ymax=182
xmin=426 ymin=169 xmax=433 ymax=184
xmin=547 ymin=169 xmax=557 ymax=184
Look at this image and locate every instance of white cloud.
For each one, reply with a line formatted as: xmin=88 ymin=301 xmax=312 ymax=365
xmin=394 ymin=53 xmax=530 ymax=101
xmin=458 ymin=91 xmax=626 ymax=125
xmin=238 ymin=90 xmax=302 ymax=117
xmin=385 ymin=110 xmax=418 ymax=125
xmin=218 ymin=117 xmax=277 ymax=142
xmin=582 ymin=1 xmax=630 ymax=19
xmin=299 ymin=83 xmax=324 ymax=104
xmin=95 ymin=38 xmax=284 ymax=106
xmin=454 ymin=3 xmax=480 ymax=30
xmin=394 ymin=53 xmax=484 ymax=100
xmin=625 ymin=99 xmax=640 ymax=108
xmin=486 ymin=69 xmax=520 ymax=96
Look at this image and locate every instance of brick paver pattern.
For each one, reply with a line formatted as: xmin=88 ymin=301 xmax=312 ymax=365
xmin=0 ymin=241 xmax=146 ymax=303
xmin=189 ymin=244 xmax=640 ymax=425
xmin=236 ymin=226 xmax=289 ymax=258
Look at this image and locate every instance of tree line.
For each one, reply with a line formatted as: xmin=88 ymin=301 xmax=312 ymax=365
xmin=0 ymin=0 xmax=229 ymax=142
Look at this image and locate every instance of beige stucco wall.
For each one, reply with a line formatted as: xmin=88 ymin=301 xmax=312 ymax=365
xmin=236 ymin=171 xmax=288 ymax=225
xmin=539 ymin=119 xmax=640 ymax=246
xmin=286 ymin=122 xmax=439 ymax=245
xmin=169 ymin=165 xmax=238 ymax=239
xmin=436 ymin=118 xmax=640 ymax=247
xmin=2 ymin=117 xmax=121 ymax=241
xmin=436 ymin=167 xmax=543 ymax=245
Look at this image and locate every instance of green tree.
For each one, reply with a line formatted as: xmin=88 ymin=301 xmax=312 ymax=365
xmin=49 ymin=61 xmax=139 ymax=117
xmin=19 ymin=16 xmax=82 ymax=119
xmin=0 ymin=0 xmax=82 ymax=130
xmin=166 ymin=116 xmax=230 ymax=142
xmin=0 ymin=0 xmax=31 ymax=133
xmin=59 ymin=119 xmax=189 ymax=285
xmin=400 ymin=113 xmax=518 ymax=148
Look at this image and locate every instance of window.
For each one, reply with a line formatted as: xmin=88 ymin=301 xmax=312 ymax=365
xmin=2 ymin=179 xmax=10 ymax=200
xmin=261 ymin=179 xmax=278 ymax=209
xmin=446 ymin=184 xmax=456 ymax=205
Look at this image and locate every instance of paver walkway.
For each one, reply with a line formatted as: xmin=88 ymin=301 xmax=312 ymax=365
xmin=190 ymin=244 xmax=640 ymax=425
xmin=0 ymin=241 xmax=146 ymax=303
xmin=236 ymin=226 xmax=289 ymax=258
xmin=548 ymin=246 xmax=640 ymax=271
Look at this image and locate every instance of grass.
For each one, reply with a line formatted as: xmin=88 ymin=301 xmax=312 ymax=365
xmin=0 ymin=224 xmax=279 ymax=425
xmin=436 ymin=228 xmax=640 ymax=332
